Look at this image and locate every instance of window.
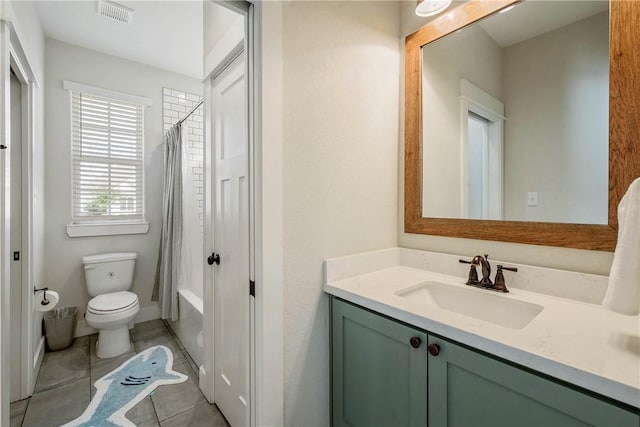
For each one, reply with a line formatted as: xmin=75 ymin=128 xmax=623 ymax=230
xmin=64 ymin=81 xmax=150 ymax=237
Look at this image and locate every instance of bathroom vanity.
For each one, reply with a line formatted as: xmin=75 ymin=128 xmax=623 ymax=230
xmin=325 ymin=248 xmax=640 ymax=426
xmin=331 ymin=0 xmax=640 ymax=424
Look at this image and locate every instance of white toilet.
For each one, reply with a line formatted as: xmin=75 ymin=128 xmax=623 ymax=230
xmin=83 ymin=252 xmax=140 ymax=359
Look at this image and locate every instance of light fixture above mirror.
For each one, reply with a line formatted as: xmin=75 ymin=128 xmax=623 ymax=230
xmin=415 ymin=0 xmax=453 ymax=17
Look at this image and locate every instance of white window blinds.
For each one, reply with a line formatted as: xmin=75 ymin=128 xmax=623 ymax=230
xmin=71 ymin=91 xmax=145 ymax=222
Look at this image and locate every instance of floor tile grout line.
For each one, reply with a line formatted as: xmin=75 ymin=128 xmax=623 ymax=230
xmin=33 ymin=375 xmax=90 ymax=395
xmin=87 ymin=335 xmax=93 ymax=402
xmin=162 ymin=319 xmax=199 ymax=374
xmin=18 ymin=398 xmax=31 ymax=427
xmin=148 ymin=393 xmax=162 ymax=426
xmin=158 ymin=400 xmax=210 ymax=425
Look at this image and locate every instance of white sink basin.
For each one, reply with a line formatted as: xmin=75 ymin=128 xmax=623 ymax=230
xmin=396 ymin=281 xmax=543 ymax=329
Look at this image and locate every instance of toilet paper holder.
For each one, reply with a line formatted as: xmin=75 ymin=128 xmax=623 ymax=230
xmin=34 ymin=286 xmax=51 ymax=306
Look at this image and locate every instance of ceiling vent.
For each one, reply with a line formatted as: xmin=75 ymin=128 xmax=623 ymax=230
xmin=97 ymin=0 xmax=134 ymax=24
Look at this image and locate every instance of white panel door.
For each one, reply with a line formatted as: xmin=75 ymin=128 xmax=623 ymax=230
xmin=213 ymin=53 xmax=249 ymax=427
xmin=9 ymin=70 xmax=22 ymax=403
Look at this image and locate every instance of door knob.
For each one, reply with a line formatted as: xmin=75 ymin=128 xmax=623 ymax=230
xmin=410 ymin=336 xmax=422 ymax=348
xmin=207 ymin=252 xmax=220 ymax=265
xmin=427 ymin=343 xmax=440 ymax=356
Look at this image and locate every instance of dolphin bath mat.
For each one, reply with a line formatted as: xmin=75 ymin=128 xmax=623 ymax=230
xmin=62 ymin=345 xmax=188 ymax=427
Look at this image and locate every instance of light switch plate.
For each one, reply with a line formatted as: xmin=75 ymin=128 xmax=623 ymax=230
xmin=527 ymin=192 xmax=538 ymax=207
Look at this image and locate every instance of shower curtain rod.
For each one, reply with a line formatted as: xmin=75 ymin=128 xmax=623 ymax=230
xmin=177 ymin=98 xmax=204 ymax=125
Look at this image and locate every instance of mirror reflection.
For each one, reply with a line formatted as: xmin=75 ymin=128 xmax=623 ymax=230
xmin=421 ymin=0 xmax=609 ymax=224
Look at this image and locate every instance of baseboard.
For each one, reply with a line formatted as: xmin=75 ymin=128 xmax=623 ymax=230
xmin=135 ymin=304 xmax=161 ymax=324
xmin=75 ymin=315 xmax=97 ymax=338
xmin=31 ymin=337 xmax=45 ymax=392
xmin=74 ymin=304 xmax=161 ymax=337
xmin=199 ymin=365 xmax=213 ymax=403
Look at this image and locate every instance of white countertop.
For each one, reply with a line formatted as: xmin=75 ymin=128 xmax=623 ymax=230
xmin=324 ymin=248 xmax=640 ymax=409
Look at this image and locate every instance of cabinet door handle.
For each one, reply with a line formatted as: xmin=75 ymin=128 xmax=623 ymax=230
xmin=409 ymin=336 xmax=422 ymax=348
xmin=427 ymin=343 xmax=440 ymax=356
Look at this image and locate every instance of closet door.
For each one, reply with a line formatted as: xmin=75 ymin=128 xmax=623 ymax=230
xmin=212 ymin=52 xmax=250 ymax=427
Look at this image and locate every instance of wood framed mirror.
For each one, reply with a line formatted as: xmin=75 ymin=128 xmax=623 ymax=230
xmin=404 ymin=0 xmax=640 ymax=251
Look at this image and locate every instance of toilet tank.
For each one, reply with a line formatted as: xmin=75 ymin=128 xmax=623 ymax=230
xmin=82 ymin=252 xmax=137 ymax=297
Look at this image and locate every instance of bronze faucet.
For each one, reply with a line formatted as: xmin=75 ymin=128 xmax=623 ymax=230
xmin=459 ymin=255 xmax=518 ymax=293
xmin=471 ymin=254 xmax=492 ymax=287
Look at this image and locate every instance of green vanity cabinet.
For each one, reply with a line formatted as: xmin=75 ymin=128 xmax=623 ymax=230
xmin=427 ymin=335 xmax=640 ymax=427
xmin=330 ymin=297 xmax=640 ymax=427
xmin=331 ymin=298 xmax=428 ymax=427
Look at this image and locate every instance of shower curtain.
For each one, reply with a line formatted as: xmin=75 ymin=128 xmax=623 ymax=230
xmin=153 ymin=124 xmax=183 ymax=321
xmin=153 ymin=122 xmax=204 ymax=320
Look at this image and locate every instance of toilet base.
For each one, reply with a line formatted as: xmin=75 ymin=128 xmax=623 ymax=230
xmin=96 ymin=326 xmax=132 ymax=359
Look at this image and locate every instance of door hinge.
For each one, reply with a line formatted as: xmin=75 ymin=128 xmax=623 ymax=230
xmin=249 ymin=280 xmax=255 ymax=297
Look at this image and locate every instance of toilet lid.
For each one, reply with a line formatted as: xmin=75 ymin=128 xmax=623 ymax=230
xmin=88 ymin=291 xmax=138 ymax=313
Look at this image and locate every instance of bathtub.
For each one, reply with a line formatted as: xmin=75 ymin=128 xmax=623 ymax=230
xmin=169 ymin=289 xmax=203 ymax=367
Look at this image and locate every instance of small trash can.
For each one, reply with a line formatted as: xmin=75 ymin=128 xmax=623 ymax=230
xmin=43 ymin=306 xmax=78 ymax=351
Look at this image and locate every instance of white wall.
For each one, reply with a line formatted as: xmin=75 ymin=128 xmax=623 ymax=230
xmin=421 ymin=25 xmax=502 ymax=218
xmin=162 ymin=88 xmax=205 ymax=233
xmin=281 ymin=2 xmax=399 ymax=425
xmin=204 ymin=1 xmax=243 ymax=59
xmin=503 ymin=12 xmax=609 ymax=224
xmin=43 ymin=39 xmax=202 ymax=336
xmin=255 ymin=1 xmax=284 ymax=424
xmin=399 ymin=0 xmax=614 ymax=276
xmin=204 ymin=4 xmax=244 ymax=78
xmin=1 ymin=0 xmax=46 ymax=391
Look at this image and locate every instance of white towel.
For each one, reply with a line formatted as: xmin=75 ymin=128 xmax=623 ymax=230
xmin=603 ymin=177 xmax=640 ymax=315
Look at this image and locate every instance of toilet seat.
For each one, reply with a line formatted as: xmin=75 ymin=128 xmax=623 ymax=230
xmin=88 ymin=291 xmax=138 ymax=315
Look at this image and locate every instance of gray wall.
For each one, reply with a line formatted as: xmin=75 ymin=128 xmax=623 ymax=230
xmin=503 ymin=12 xmax=609 ymax=224
xmin=44 ymin=39 xmax=202 ymax=336
xmin=282 ymin=2 xmax=400 ymax=425
xmin=421 ymin=25 xmax=503 ymax=218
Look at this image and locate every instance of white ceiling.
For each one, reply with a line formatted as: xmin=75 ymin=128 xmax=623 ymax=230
xmin=479 ymin=0 xmax=609 ymax=48
xmin=35 ymin=0 xmax=203 ymax=79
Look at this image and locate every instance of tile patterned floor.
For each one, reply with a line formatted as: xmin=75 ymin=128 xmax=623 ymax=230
xmin=10 ymin=320 xmax=229 ymax=427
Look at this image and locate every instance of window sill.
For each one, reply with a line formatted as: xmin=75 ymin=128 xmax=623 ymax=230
xmin=66 ymin=222 xmax=149 ymax=238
